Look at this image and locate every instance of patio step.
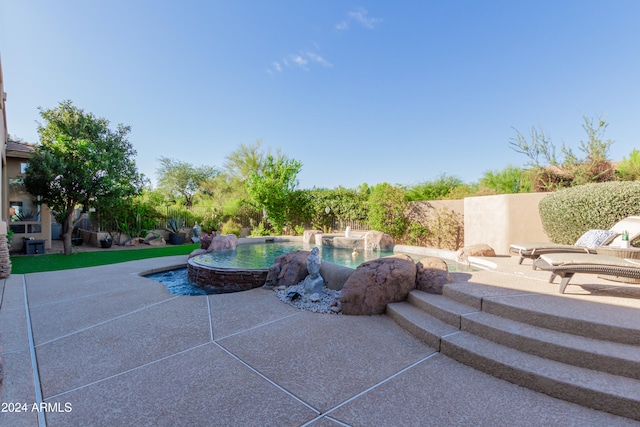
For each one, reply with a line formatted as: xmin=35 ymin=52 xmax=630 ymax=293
xmin=461 ymin=311 xmax=640 ymax=380
xmin=385 ymin=302 xmax=457 ymax=351
xmin=387 ymin=289 xmax=640 ymax=420
xmin=442 ymin=332 xmax=640 ymax=421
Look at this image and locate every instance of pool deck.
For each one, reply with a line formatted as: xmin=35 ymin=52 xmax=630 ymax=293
xmin=1 ymin=251 xmax=640 ymax=426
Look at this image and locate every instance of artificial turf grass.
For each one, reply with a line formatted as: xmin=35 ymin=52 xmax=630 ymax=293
xmin=10 ymin=243 xmax=199 ymax=274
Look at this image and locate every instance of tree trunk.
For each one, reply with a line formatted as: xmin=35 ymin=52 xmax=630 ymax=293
xmin=61 ymin=211 xmax=74 ymax=255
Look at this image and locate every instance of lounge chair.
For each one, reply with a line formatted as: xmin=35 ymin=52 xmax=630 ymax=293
xmin=534 ymin=253 xmax=640 ymax=294
xmin=510 ymin=216 xmax=640 ymax=268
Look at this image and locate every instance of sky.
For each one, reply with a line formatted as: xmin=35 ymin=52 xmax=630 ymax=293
xmin=1 ymin=1 xmax=639 ymax=190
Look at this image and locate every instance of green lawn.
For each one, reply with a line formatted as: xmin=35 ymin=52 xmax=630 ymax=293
xmin=11 ymin=244 xmax=199 ymax=274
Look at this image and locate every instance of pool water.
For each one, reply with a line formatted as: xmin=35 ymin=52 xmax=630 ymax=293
xmin=145 ymin=241 xmax=472 ymax=296
xmin=191 ymin=242 xmax=396 ymax=270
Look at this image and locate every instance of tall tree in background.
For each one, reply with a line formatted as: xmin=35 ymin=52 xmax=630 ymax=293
xmin=245 ymin=154 xmax=302 ymax=233
xmin=24 ymin=100 xmax=144 ymax=254
xmin=156 ymin=157 xmax=219 ymax=207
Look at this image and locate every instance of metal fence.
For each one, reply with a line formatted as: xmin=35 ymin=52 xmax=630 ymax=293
xmin=80 ymin=206 xmax=369 ymax=234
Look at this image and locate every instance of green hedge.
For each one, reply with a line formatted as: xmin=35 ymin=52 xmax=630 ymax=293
xmin=538 ymin=181 xmax=640 ymax=244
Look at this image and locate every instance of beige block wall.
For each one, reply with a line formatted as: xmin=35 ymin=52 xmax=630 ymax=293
xmin=463 ymin=192 xmax=550 ymax=255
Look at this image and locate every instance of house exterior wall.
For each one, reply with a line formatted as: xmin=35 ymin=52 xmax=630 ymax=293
xmin=0 ymin=57 xmax=7 ymax=243
xmin=5 ymin=154 xmax=53 ymax=251
xmin=463 ymin=192 xmax=550 ymax=255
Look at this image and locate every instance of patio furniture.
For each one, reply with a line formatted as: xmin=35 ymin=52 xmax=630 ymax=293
xmin=534 ymin=253 xmax=640 ymax=293
xmin=510 ymin=216 xmax=640 ymax=268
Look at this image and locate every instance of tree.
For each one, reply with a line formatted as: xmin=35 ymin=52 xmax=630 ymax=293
xmin=245 ymin=154 xmax=302 ymax=233
xmin=405 ymin=174 xmax=464 ymax=201
xmin=509 ymin=115 xmax=615 ymax=190
xmin=155 ymin=157 xmax=219 ymax=207
xmin=223 ymin=139 xmax=274 ymax=180
xmin=24 ymin=100 xmax=144 ymax=254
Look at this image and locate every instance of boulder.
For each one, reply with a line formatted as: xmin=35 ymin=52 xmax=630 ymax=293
xmin=303 ymin=229 xmax=322 ymax=244
xmin=263 ymin=250 xmax=311 ymax=289
xmin=340 ymin=254 xmax=416 ymax=315
xmin=145 ymin=236 xmax=166 ymax=246
xmin=416 ymin=257 xmax=451 ymax=295
xmin=208 ymin=234 xmax=238 ymax=251
xmin=364 ymin=230 xmax=394 ymax=251
xmin=456 ymin=244 xmax=496 ymax=263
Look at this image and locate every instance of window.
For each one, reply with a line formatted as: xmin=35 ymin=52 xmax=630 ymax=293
xmin=20 ymin=162 xmax=28 ymax=174
xmin=8 ymin=176 xmax=41 ymax=234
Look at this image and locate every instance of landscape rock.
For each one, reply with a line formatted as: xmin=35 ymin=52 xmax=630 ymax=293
xmin=340 ymin=254 xmax=416 ymax=315
xmin=207 ymin=234 xmax=238 ymax=251
xmin=363 ymin=230 xmax=394 ymax=251
xmin=263 ymin=250 xmax=311 ymax=289
xmin=415 ymin=257 xmax=451 ymax=294
xmin=302 ymin=247 xmax=325 ymax=295
xmin=456 ymin=244 xmax=496 ymax=263
xmin=146 ymin=236 xmax=166 ymax=246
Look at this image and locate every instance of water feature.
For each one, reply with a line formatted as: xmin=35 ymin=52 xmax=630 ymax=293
xmin=145 ymin=241 xmax=474 ymax=296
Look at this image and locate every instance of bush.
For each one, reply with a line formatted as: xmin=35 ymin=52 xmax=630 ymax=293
xmin=401 ymin=207 xmax=464 ymax=250
xmin=538 ymin=181 xmax=640 ymax=244
xmin=367 ymin=183 xmax=408 ymax=238
xmin=616 ymin=149 xmax=640 ymax=181
xmin=220 ymin=219 xmax=242 ymax=237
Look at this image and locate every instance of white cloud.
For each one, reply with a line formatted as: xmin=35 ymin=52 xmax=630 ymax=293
xmin=339 ymin=7 xmax=382 ymax=30
xmin=291 ymin=54 xmax=309 ymax=69
xmin=272 ymin=61 xmax=282 ymax=72
xmin=305 ymin=52 xmax=332 ymax=67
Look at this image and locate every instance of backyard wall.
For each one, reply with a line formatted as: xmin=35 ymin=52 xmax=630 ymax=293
xmin=463 ymin=193 xmax=550 ymax=255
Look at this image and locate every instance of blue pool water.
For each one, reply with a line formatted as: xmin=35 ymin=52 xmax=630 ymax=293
xmin=145 ymin=241 xmax=469 ymax=296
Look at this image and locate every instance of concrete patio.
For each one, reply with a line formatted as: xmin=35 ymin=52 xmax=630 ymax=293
xmin=1 ymin=253 xmax=639 ymax=426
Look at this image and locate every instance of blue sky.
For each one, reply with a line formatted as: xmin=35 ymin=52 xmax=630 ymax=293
xmin=1 ymin=1 xmax=639 ymax=189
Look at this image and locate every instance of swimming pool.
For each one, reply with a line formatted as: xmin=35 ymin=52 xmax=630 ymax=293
xmin=145 ymin=241 xmax=470 ymax=296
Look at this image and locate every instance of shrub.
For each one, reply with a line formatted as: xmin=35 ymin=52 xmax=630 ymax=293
xmin=367 ymin=183 xmax=408 ymax=238
xmin=249 ymin=221 xmax=270 ymax=237
xmin=220 ymin=219 xmax=242 ymax=237
xmin=538 ymin=181 xmax=640 ymax=244
xmin=616 ymin=149 xmax=640 ymax=181
xmin=401 ymin=207 xmax=463 ymax=250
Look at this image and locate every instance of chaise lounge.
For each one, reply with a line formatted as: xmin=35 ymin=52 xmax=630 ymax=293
xmin=510 ymin=216 xmax=640 ymax=268
xmin=534 ymin=253 xmax=640 ymax=294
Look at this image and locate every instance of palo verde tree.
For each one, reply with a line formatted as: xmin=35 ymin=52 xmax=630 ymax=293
xmin=245 ymin=154 xmax=302 ymax=233
xmin=156 ymin=157 xmax=219 ymax=207
xmin=24 ymin=100 xmax=144 ymax=254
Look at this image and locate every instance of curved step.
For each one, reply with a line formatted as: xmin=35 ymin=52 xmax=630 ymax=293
xmin=441 ymin=332 xmax=640 ymax=421
xmin=386 ymin=302 xmax=456 ymax=351
xmin=462 ymin=311 xmax=640 ymax=380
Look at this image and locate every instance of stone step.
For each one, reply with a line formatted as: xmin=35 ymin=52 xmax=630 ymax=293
xmin=406 ymin=290 xmax=479 ymax=328
xmin=386 ymin=302 xmax=457 ymax=351
xmin=461 ymin=311 xmax=640 ymax=380
xmin=441 ymin=332 xmax=640 ymax=421
xmin=480 ymin=295 xmax=640 ymax=346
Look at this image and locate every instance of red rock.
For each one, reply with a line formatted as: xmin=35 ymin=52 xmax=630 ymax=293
xmin=340 ymin=254 xmax=416 ymax=315
xmin=415 ymin=257 xmax=451 ymax=294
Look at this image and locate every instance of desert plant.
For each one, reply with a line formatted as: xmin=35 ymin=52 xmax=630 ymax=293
xmin=165 ymin=218 xmax=184 ymax=234
xmin=538 ymin=181 xmax=640 ymax=244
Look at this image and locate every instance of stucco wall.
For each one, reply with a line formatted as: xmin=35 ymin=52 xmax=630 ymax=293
xmin=464 ymin=193 xmax=550 ymax=255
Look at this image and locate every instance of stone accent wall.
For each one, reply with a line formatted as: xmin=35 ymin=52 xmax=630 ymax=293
xmin=187 ymin=258 xmax=268 ymax=292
